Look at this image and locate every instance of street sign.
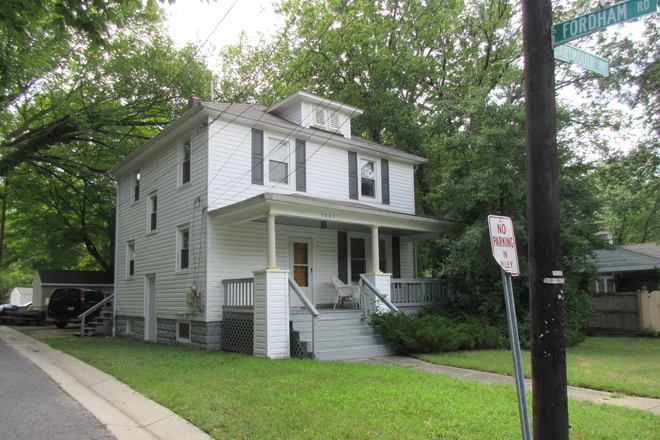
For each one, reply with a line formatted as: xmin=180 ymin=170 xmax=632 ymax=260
xmin=488 ymin=215 xmax=520 ymax=276
xmin=553 ymin=0 xmax=657 ymax=47
xmin=554 ymin=44 xmax=609 ymax=75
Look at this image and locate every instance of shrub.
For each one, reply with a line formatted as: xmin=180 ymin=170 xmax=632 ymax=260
xmin=369 ymin=311 xmax=506 ymax=354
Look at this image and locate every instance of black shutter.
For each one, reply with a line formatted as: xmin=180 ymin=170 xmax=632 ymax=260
xmin=348 ymin=151 xmax=358 ymax=200
xmin=381 ymin=158 xmax=390 ymax=205
xmin=338 ymin=231 xmax=348 ymax=283
xmin=252 ymin=129 xmax=264 ymax=185
xmin=296 ymin=139 xmax=306 ymax=192
xmin=392 ymin=236 xmax=401 ymax=279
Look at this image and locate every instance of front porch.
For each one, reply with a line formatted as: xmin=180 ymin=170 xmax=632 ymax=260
xmin=221 ymin=276 xmax=452 ymax=360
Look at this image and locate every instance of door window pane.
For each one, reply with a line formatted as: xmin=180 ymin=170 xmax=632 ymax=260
xmin=351 ymin=238 xmax=366 ymax=282
xmin=293 ymin=242 xmax=308 ymax=287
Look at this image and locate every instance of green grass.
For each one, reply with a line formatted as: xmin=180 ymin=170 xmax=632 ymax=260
xmin=418 ymin=336 xmax=660 ymax=398
xmin=43 ymin=336 xmax=659 ymax=439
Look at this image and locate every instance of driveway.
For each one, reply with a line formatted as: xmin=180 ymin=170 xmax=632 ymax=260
xmin=0 ymin=338 xmax=116 ymax=440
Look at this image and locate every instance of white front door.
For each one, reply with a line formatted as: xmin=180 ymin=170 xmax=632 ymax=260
xmin=289 ymin=237 xmax=313 ymax=308
xmin=144 ymin=275 xmax=156 ymax=342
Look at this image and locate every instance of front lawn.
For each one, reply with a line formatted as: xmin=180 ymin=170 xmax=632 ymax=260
xmin=418 ymin=336 xmax=660 ymax=398
xmin=43 ymin=337 xmax=659 ymax=439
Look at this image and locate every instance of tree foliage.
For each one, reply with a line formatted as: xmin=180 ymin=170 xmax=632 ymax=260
xmin=0 ymin=3 xmax=215 ymax=282
xmin=217 ymin=0 xmax=602 ymax=335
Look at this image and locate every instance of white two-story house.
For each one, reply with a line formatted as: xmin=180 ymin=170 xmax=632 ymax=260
xmin=109 ymin=91 xmax=456 ymax=360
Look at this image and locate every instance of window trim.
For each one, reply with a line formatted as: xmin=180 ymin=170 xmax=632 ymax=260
xmin=126 ymin=241 xmax=136 ymax=279
xmin=267 ymin=137 xmax=291 ymax=186
xmin=133 ymin=171 xmax=141 ymax=203
xmin=181 ymin=139 xmax=191 ymax=186
xmin=177 ymin=225 xmax=190 ymax=272
xmin=147 ymin=192 xmax=158 ymax=233
xmin=177 ymin=321 xmax=191 ymax=343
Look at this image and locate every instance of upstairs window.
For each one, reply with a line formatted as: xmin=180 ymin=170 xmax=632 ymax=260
xmin=182 ymin=141 xmax=191 ymax=185
xmin=134 ymin=171 xmax=140 ymax=202
xmin=269 ymin=138 xmax=289 ymax=184
xmin=361 ymin=159 xmax=376 ymax=198
xmin=127 ymin=241 xmax=135 ymax=277
xmin=149 ymin=194 xmax=158 ymax=231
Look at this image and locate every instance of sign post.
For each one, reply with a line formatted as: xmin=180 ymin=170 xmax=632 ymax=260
xmin=488 ymin=215 xmax=531 ymax=440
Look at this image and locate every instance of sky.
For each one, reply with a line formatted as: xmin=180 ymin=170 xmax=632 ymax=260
xmin=163 ymin=0 xmax=282 ymax=57
xmin=162 ymin=1 xmax=648 ymax=153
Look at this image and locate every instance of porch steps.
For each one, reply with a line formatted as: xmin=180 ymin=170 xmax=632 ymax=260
xmin=79 ymin=306 xmax=113 ymax=337
xmin=291 ymin=309 xmax=396 ymax=361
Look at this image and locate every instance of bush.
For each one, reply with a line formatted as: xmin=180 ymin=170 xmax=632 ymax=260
xmin=369 ymin=310 xmax=506 ymax=354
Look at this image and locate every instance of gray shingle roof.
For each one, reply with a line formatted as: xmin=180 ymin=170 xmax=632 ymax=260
xmin=36 ymin=269 xmax=113 ymax=285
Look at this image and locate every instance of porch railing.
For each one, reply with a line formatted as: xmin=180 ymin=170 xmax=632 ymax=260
xmin=288 ymin=276 xmax=320 ymax=358
xmin=360 ymin=274 xmax=400 ymax=314
xmin=223 ymin=277 xmax=254 ymax=309
xmin=390 ymin=278 xmax=452 ymax=306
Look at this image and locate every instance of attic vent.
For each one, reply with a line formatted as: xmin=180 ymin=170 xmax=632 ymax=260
xmin=330 ymin=112 xmax=340 ymax=130
xmin=315 ymin=108 xmax=325 ymax=126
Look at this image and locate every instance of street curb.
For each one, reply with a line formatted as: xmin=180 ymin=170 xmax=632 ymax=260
xmin=0 ymin=327 xmax=213 ymax=440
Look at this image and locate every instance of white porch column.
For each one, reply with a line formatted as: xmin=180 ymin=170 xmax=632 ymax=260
xmin=253 ymin=269 xmax=290 ymax=358
xmin=362 ymin=272 xmax=392 ymax=314
xmin=370 ymin=224 xmax=381 ymax=273
xmin=266 ymin=212 xmax=278 ymax=270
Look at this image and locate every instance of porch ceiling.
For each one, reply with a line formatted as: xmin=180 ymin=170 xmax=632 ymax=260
xmin=207 ymin=193 xmax=459 ymax=240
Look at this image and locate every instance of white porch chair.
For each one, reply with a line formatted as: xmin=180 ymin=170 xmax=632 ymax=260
xmin=331 ymin=276 xmax=360 ymax=309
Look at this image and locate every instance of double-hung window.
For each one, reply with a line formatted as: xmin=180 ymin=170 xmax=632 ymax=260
xmin=127 ymin=241 xmax=135 ymax=277
xmin=182 ymin=141 xmax=191 ymax=185
xmin=269 ymin=138 xmax=289 ymax=184
xmin=360 ymin=159 xmax=376 ymax=198
xmin=149 ymin=194 xmax=157 ymax=231
xmin=179 ymin=227 xmax=190 ymax=270
xmin=134 ymin=172 xmax=140 ymax=202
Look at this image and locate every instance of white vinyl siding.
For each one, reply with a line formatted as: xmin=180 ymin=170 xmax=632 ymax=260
xmin=399 ymin=241 xmax=416 ymax=278
xmin=206 ymin=116 xmax=416 ymax=215
xmin=114 ymin=125 xmax=207 ymax=320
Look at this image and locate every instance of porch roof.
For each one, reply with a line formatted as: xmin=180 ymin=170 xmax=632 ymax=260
xmin=207 ymin=193 xmax=459 ymax=241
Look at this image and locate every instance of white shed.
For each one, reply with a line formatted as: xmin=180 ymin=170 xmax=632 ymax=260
xmin=9 ymin=287 xmax=33 ymax=306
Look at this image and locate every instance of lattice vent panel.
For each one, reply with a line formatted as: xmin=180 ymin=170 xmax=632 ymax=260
xmin=290 ymin=322 xmax=310 ymax=359
xmin=221 ymin=313 xmax=253 ymax=355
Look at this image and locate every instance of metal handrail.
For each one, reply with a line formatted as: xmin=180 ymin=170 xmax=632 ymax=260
xmin=78 ymin=293 xmax=114 ymax=337
xmin=359 ymin=275 xmax=400 ymax=314
xmin=288 ymin=276 xmax=319 ymax=358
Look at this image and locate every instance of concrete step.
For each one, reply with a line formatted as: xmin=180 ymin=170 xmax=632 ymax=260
xmin=315 ymin=344 xmax=397 ymax=361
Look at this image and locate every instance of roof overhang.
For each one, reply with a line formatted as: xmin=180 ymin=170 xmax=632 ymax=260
xmin=590 ymin=248 xmax=660 ymax=273
xmin=208 ymin=193 xmax=458 ymax=241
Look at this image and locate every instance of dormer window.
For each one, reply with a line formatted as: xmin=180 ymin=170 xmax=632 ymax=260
xmin=313 ymin=108 xmax=341 ymax=131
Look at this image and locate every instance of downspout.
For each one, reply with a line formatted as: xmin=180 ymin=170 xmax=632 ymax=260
xmin=112 ymin=178 xmax=120 ymax=336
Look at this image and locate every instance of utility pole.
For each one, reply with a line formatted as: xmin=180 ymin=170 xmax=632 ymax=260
xmin=522 ymin=0 xmax=569 ymax=438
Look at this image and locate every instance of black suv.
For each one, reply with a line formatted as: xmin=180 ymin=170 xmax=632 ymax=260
xmin=47 ymin=288 xmax=105 ymax=328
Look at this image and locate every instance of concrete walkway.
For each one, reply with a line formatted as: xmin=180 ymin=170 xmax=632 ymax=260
xmin=0 ymin=326 xmax=212 ymax=440
xmin=351 ymin=355 xmax=660 ymax=415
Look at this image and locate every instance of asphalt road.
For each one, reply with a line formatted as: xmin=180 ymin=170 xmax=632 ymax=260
xmin=0 ymin=338 xmax=116 ymax=440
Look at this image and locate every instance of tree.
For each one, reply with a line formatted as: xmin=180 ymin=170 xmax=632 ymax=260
xmin=217 ymin=0 xmax=602 ymax=339
xmin=0 ymin=5 xmax=216 ymax=281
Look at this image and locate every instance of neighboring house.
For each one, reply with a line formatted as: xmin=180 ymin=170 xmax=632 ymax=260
xmin=9 ymin=287 xmax=33 ymax=306
xmin=109 ymin=91 xmax=456 ymax=360
xmin=589 ymin=244 xmax=660 ymax=293
xmin=32 ymin=269 xmax=114 ymax=311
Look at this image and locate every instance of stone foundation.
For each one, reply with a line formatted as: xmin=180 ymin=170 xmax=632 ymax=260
xmin=115 ymin=315 xmax=222 ymax=350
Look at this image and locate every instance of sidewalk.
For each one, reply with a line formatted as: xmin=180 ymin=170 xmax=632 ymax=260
xmin=351 ymin=355 xmax=660 ymax=415
xmin=0 ymin=326 xmax=212 ymax=440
